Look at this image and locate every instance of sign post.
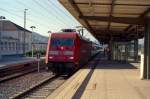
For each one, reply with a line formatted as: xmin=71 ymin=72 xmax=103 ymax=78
xmin=37 ymin=52 xmax=41 ymax=72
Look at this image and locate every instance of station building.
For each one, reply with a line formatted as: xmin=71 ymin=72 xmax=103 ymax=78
xmin=0 ymin=20 xmax=32 ymax=59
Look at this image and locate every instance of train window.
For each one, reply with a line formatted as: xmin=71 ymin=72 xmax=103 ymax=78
xmin=51 ymin=38 xmax=74 ymax=46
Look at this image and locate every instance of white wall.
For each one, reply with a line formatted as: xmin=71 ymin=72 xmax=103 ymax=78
xmin=0 ymin=30 xmax=31 ymax=56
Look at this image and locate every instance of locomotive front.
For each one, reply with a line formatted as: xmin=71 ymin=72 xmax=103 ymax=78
xmin=49 ymin=34 xmax=75 ymax=62
xmin=46 ymin=32 xmax=79 ymax=74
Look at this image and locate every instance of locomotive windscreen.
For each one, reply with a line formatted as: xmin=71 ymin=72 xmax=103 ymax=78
xmin=51 ymin=38 xmax=74 ymax=46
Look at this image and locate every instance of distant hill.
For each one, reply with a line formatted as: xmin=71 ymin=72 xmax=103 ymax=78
xmin=32 ymin=32 xmax=48 ymax=43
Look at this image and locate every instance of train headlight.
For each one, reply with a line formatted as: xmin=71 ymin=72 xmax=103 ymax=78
xmin=60 ymin=46 xmax=64 ymax=50
xmin=49 ymin=56 xmax=53 ymax=59
xmin=69 ymin=56 xmax=74 ymax=59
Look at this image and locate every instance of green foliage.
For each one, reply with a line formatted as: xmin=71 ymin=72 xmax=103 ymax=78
xmin=25 ymin=50 xmax=46 ymax=57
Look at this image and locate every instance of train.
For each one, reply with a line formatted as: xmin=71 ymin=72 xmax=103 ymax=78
xmin=45 ymin=29 xmax=100 ymax=74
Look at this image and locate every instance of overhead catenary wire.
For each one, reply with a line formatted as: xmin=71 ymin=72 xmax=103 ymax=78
xmin=15 ymin=0 xmax=58 ymax=25
xmin=46 ymin=0 xmax=93 ymax=38
xmin=15 ymin=0 xmax=59 ymax=28
xmin=0 ymin=8 xmax=50 ymax=29
xmin=14 ymin=0 xmax=80 ymax=31
xmin=32 ymin=0 xmax=70 ymax=27
xmin=47 ymin=0 xmax=80 ymax=25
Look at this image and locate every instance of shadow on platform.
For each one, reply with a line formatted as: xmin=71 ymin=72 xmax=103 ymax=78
xmin=71 ymin=59 xmax=99 ymax=99
xmin=71 ymin=58 xmax=138 ymax=99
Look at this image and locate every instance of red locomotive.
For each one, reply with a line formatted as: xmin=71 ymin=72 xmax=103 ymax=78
xmin=45 ymin=29 xmax=100 ymax=74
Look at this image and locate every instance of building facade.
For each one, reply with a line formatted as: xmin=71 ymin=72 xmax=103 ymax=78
xmin=0 ymin=20 xmax=32 ymax=59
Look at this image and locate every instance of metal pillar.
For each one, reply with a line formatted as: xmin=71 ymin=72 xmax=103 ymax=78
xmin=0 ymin=20 xmax=2 ymax=60
xmin=116 ymin=43 xmax=120 ymax=61
xmin=125 ymin=43 xmax=128 ymax=62
xmin=134 ymin=39 xmax=138 ymax=62
xmin=134 ymin=25 xmax=139 ymax=62
xmin=126 ymin=43 xmax=129 ymax=62
xmin=108 ymin=36 xmax=113 ymax=60
xmin=113 ymin=43 xmax=117 ymax=61
xmin=143 ymin=20 xmax=150 ymax=79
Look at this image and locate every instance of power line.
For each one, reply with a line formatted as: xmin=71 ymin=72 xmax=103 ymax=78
xmin=0 ymin=8 xmax=50 ymax=29
xmin=15 ymin=0 xmax=79 ymax=30
xmin=44 ymin=1 xmax=73 ymax=25
xmin=15 ymin=0 xmax=46 ymax=18
xmin=32 ymin=0 xmax=70 ymax=27
xmin=47 ymin=0 xmax=79 ymax=25
xmin=15 ymin=0 xmax=58 ymax=26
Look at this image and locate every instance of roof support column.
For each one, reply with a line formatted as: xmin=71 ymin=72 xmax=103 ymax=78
xmin=125 ymin=42 xmax=129 ymax=63
xmin=113 ymin=42 xmax=117 ymax=61
xmin=108 ymin=36 xmax=113 ymax=60
xmin=143 ymin=19 xmax=150 ymax=79
xmin=134 ymin=26 xmax=139 ymax=62
xmin=134 ymin=39 xmax=138 ymax=62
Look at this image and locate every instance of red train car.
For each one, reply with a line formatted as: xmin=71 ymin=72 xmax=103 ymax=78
xmin=45 ymin=30 xmax=99 ymax=74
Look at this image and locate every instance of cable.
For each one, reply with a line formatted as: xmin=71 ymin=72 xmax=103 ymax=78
xmin=15 ymin=0 xmax=58 ymax=26
xmin=0 ymin=8 xmax=50 ymax=29
xmin=47 ymin=0 xmax=79 ymax=25
xmin=32 ymin=0 xmax=68 ymax=27
xmin=47 ymin=1 xmax=97 ymax=41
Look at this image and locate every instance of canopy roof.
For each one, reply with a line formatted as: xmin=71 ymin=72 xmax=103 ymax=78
xmin=59 ymin=0 xmax=150 ymax=43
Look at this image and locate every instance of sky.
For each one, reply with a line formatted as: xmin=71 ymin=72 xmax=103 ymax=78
xmin=0 ymin=0 xmax=99 ymax=43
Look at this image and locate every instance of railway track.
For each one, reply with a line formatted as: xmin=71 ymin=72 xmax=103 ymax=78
xmin=0 ymin=59 xmax=66 ymax=99
xmin=11 ymin=75 xmax=65 ymax=99
xmin=0 ymin=67 xmax=46 ymax=83
xmin=0 ymin=69 xmax=54 ymax=99
xmin=0 ymin=61 xmax=46 ymax=83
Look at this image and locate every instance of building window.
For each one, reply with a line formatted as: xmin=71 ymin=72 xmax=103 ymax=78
xmin=8 ymin=42 xmax=11 ymax=51
xmin=11 ymin=42 xmax=13 ymax=51
xmin=5 ymin=42 xmax=7 ymax=51
xmin=3 ymin=41 xmax=7 ymax=51
xmin=1 ymin=42 xmax=3 ymax=51
xmin=13 ymin=42 xmax=15 ymax=51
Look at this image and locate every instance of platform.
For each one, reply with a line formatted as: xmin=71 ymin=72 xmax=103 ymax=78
xmin=0 ymin=57 xmax=45 ymax=70
xmin=47 ymin=56 xmax=150 ymax=99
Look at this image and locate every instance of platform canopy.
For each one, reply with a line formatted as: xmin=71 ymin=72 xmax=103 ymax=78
xmin=59 ymin=0 xmax=150 ymax=43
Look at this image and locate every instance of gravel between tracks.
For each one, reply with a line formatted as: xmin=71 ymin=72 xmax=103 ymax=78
xmin=0 ymin=70 xmax=53 ymax=99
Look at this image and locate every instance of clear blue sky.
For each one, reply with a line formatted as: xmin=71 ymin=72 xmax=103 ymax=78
xmin=0 ymin=0 xmax=98 ymax=43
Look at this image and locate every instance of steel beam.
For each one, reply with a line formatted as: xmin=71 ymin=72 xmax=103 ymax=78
xmin=125 ymin=7 xmax=150 ymax=31
xmin=107 ymin=0 xmax=116 ymax=30
xmin=74 ymin=2 xmax=150 ymax=6
xmin=68 ymin=0 xmax=93 ymax=32
xmin=79 ymin=16 xmax=147 ymax=25
xmin=93 ymin=29 xmax=139 ymax=35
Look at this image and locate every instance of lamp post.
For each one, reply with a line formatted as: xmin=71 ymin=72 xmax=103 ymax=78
xmin=0 ymin=16 xmax=6 ymax=60
xmin=23 ymin=9 xmax=28 ymax=55
xmin=30 ymin=26 xmax=36 ymax=57
xmin=48 ymin=31 xmax=51 ymax=34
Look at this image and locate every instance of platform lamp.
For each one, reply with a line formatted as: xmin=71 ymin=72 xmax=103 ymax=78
xmin=47 ymin=30 xmax=52 ymax=39
xmin=48 ymin=31 xmax=51 ymax=34
xmin=75 ymin=26 xmax=84 ymax=36
xmin=30 ymin=26 xmax=36 ymax=57
xmin=0 ymin=16 xmax=6 ymax=60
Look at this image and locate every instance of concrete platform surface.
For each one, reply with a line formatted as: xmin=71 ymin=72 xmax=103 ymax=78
xmin=47 ymin=57 xmax=150 ymax=99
